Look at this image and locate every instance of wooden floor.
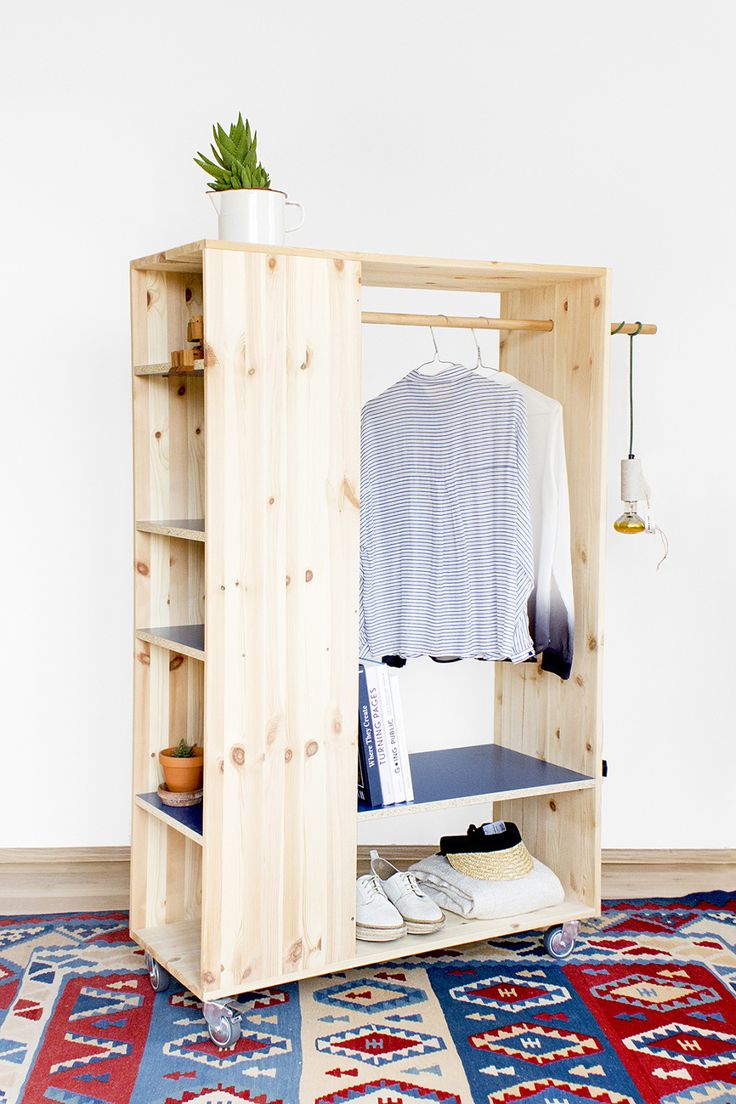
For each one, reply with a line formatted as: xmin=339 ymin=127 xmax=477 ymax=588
xmin=0 ymin=846 xmax=733 ymax=914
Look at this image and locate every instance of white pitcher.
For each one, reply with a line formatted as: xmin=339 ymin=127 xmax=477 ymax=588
xmin=208 ymin=188 xmax=304 ymax=245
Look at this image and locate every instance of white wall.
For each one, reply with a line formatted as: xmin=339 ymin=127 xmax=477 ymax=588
xmin=3 ymin=0 xmax=735 ymax=849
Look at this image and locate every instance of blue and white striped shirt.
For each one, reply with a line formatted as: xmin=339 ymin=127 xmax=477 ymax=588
xmin=359 ymin=364 xmax=535 ymax=662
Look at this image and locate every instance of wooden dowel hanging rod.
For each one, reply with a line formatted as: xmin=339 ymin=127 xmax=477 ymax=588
xmin=361 ymin=312 xmax=657 ymax=335
xmin=361 ymin=311 xmax=552 ymax=333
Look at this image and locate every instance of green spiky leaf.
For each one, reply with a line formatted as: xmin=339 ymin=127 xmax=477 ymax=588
xmin=195 ymin=113 xmax=273 ymax=192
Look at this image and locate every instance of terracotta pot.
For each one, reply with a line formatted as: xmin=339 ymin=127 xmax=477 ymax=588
xmin=159 ymin=745 xmax=204 ymax=793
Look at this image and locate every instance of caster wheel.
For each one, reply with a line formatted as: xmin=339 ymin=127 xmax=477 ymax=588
xmin=543 ymin=923 xmax=576 ymax=959
xmin=144 ymin=952 xmax=170 ymax=992
xmin=203 ymin=1003 xmax=241 ymax=1049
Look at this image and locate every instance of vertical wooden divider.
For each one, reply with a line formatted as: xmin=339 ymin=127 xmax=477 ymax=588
xmin=495 ymin=275 xmax=610 ymax=910
xmin=201 ymin=249 xmax=361 ymax=996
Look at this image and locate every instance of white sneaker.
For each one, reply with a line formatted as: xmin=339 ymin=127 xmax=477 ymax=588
xmin=370 ymin=850 xmax=445 ymax=935
xmin=356 ymin=873 xmax=407 ymax=942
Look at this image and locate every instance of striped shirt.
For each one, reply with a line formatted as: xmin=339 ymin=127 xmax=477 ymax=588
xmin=359 ymin=363 xmax=536 ymax=662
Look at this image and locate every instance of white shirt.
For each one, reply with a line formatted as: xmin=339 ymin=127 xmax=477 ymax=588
xmin=475 ymin=368 xmax=574 ymax=679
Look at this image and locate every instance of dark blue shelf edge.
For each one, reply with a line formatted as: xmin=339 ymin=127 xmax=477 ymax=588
xmin=357 ymin=743 xmax=593 ymax=815
xmin=137 ymin=792 xmax=203 ymax=838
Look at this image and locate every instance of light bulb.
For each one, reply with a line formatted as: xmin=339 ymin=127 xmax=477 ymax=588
xmin=613 ymin=502 xmax=646 ymax=534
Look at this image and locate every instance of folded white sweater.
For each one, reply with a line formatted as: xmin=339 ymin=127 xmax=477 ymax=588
xmin=410 ymin=853 xmax=564 ymax=920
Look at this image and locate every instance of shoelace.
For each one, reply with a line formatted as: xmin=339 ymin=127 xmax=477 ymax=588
xmin=397 ymin=871 xmax=425 ymax=897
xmin=358 ymin=874 xmax=383 ymax=901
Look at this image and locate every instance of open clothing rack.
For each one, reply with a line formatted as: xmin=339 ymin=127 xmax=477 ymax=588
xmin=129 ymin=240 xmax=653 ymax=1047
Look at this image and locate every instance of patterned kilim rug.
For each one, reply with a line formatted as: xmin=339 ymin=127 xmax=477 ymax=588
xmin=0 ymin=893 xmax=734 ymax=1104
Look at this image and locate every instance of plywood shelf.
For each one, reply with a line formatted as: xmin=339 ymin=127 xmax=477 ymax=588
xmin=136 ymin=519 xmax=205 ymax=542
xmin=135 ymin=624 xmax=204 ymax=660
xmin=358 ymin=744 xmax=595 ymax=820
xmin=131 ymin=894 xmax=594 ymax=1002
xmin=135 ymin=793 xmax=203 ymax=844
xmin=134 ymin=362 xmax=203 ymax=377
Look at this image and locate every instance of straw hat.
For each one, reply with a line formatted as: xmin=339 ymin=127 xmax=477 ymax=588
xmin=440 ymin=821 xmax=533 ymax=881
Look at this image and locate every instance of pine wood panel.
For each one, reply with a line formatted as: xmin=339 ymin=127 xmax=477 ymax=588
xmin=132 ymin=240 xmax=606 ymax=292
xmin=200 ymin=248 xmax=361 ymax=997
xmin=494 ymin=275 xmax=610 ymax=911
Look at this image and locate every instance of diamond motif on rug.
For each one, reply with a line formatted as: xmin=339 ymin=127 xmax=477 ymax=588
xmin=316 ymin=1022 xmax=446 ymax=1067
xmin=164 ymin=1027 xmax=291 ymax=1069
xmin=661 ymin=1081 xmax=736 ymax=1104
xmin=487 ymin=1075 xmax=638 ymax=1104
xmin=314 ymin=1079 xmax=461 ymax=1103
xmin=449 ymin=974 xmax=570 ymax=1012
xmin=313 ymin=978 xmax=426 ymax=1013
xmin=469 ymin=1021 xmax=602 ymax=1065
xmin=590 ymin=972 xmax=720 ymax=1012
xmin=623 ymin=1022 xmax=736 ymax=1068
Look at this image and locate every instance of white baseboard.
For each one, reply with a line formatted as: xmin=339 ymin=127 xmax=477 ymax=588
xmin=0 ymin=846 xmax=733 ymax=913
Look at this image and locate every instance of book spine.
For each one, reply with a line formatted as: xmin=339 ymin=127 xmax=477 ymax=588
xmin=356 ymin=722 xmax=368 ymax=804
xmin=389 ymin=671 xmax=414 ymax=803
xmin=363 ymin=664 xmax=394 ymax=805
xmin=358 ymin=665 xmax=383 ymax=807
xmin=378 ymin=665 xmax=403 ymax=805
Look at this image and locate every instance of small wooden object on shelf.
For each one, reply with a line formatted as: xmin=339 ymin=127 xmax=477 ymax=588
xmin=169 ymin=314 xmax=204 ymax=371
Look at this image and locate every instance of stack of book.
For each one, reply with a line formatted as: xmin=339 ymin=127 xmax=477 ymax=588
xmin=357 ymin=661 xmax=414 ymax=809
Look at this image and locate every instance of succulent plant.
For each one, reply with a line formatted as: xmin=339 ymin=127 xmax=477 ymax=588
xmin=171 ymin=738 xmax=196 ymax=758
xmin=194 ymin=113 xmax=271 ymax=191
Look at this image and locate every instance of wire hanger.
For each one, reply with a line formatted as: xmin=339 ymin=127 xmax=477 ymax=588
xmin=470 ymin=329 xmax=498 ymax=373
xmin=415 ymin=321 xmax=463 ymax=375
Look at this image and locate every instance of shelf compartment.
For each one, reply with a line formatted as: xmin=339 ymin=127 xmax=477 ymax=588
xmin=357 ymin=743 xmax=595 ymax=820
xmin=132 ymin=919 xmax=202 ymax=997
xmin=136 ymin=792 xmax=202 ymax=844
xmin=136 ymin=519 xmax=205 ymax=542
xmin=131 ymin=894 xmax=594 ymax=1002
xmin=134 ymin=362 xmax=203 ymax=377
xmin=136 ymin=624 xmax=204 ymax=660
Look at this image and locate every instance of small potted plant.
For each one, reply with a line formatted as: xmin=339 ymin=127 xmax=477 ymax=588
xmin=194 ymin=113 xmax=303 ymax=245
xmin=159 ymin=738 xmax=204 ymax=794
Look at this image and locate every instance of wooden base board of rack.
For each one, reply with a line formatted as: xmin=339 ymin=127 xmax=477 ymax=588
xmin=131 ymin=895 xmax=594 ymax=1002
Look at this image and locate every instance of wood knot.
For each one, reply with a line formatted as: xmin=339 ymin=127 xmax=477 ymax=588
xmin=580 ymin=548 xmax=588 ymax=564
xmin=588 ymin=636 xmax=598 ymax=651
xmin=305 ymin=569 xmax=314 ymax=582
xmin=202 ymin=970 xmax=216 ymax=984
xmin=248 ymin=367 xmax=256 ymax=376
xmin=195 ymin=426 xmax=202 ymax=435
xmin=177 ymin=384 xmax=186 ymax=396
xmin=169 ymin=654 xmax=184 ymax=671
xmin=218 ymin=757 xmax=224 ymax=772
xmin=154 ymin=430 xmax=162 ymax=440
xmin=268 ymin=496 xmax=275 ymax=505
xmin=185 ymin=287 xmax=193 ymax=302
xmin=284 ymin=747 xmax=293 ymax=762
xmin=266 ymin=715 xmax=282 ymax=744
xmin=137 ymin=651 xmax=150 ymax=666
xmin=334 ymin=258 xmax=344 ymax=271
xmin=136 ymin=561 xmax=149 ymax=576
xmin=240 ymin=966 xmax=252 ymax=980
xmin=286 ymin=938 xmax=303 ymax=965
xmin=586 ymin=741 xmax=593 ymax=752
xmin=575 ymin=674 xmax=584 ymax=687
xmin=555 ymin=727 xmax=561 ymax=739
xmin=306 ymin=740 xmax=319 ymax=757
xmin=268 ymin=256 xmax=277 ymax=270
xmin=563 ymin=299 xmax=569 ymax=311
xmin=342 ymin=477 xmax=360 ymax=510
xmin=333 ymin=715 xmax=342 ymax=734
xmin=231 ymin=745 xmax=246 ymax=766
xmin=146 ymin=290 xmax=153 ymax=308
xmin=285 ymin=574 xmax=291 ymax=586
xmin=593 ymin=295 xmax=601 ymax=307
xmin=549 ymin=799 xmax=557 ymax=811
xmin=300 ymin=346 xmax=313 ymax=372
xmin=572 ymin=364 xmax=580 ymax=372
